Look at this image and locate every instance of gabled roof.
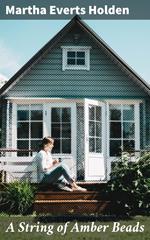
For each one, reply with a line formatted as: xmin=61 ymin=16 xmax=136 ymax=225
xmin=0 ymin=15 xmax=150 ymax=97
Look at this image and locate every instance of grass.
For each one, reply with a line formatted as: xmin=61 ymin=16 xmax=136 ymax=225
xmin=0 ymin=215 xmax=150 ymax=240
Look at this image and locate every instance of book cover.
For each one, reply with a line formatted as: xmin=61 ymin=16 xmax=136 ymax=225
xmin=0 ymin=1 xmax=150 ymax=239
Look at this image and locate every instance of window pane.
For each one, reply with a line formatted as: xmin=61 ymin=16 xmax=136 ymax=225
xmin=51 ymin=108 xmax=61 ymax=122
xmin=17 ymin=122 xmax=29 ymax=138
xmin=52 ymin=139 xmax=60 ymax=153
xmin=89 ymin=121 xmax=95 ymax=137
xmin=89 ymin=106 xmax=95 ymax=120
xmin=17 ymin=110 xmax=29 ymax=121
xmin=123 ymin=122 xmax=135 ymax=138
xmin=110 ymin=122 xmax=121 ymax=138
xmin=123 ymin=140 xmax=135 ymax=152
xmin=77 ymin=51 xmax=85 ymax=58
xmin=89 ymin=137 xmax=95 ymax=152
xmin=96 ymin=122 xmax=101 ymax=137
xmin=62 ymin=108 xmax=71 ymax=122
xmin=51 ymin=123 xmax=60 ymax=138
xmin=17 ymin=140 xmax=29 ymax=156
xmin=62 ymin=123 xmax=71 ymax=138
xmin=96 ymin=138 xmax=101 ymax=153
xmin=110 ymin=140 xmax=121 ymax=157
xmin=110 ymin=105 xmax=121 ymax=120
xmin=67 ymin=51 xmax=75 ymax=58
xmin=31 ymin=110 xmax=42 ymax=120
xmin=31 ymin=122 xmax=43 ymax=138
xmin=77 ymin=59 xmax=85 ymax=65
xmin=123 ymin=105 xmax=134 ymax=120
xmin=96 ymin=106 xmax=101 ymax=121
xmin=62 ymin=139 xmax=71 ymax=153
xmin=67 ymin=59 xmax=75 ymax=65
xmin=31 ymin=140 xmax=41 ymax=152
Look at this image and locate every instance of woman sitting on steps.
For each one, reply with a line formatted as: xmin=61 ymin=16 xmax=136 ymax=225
xmin=35 ymin=136 xmax=87 ymax=192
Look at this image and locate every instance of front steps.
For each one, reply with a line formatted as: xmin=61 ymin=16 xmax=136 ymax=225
xmin=35 ymin=191 xmax=102 ymax=201
xmin=34 ymin=182 xmax=111 ymax=214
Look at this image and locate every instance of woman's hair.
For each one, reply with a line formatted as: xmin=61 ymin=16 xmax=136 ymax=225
xmin=39 ymin=137 xmax=54 ymax=150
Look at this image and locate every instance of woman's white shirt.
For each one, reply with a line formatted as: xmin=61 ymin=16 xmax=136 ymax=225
xmin=39 ymin=150 xmax=53 ymax=172
xmin=34 ymin=150 xmax=53 ymax=182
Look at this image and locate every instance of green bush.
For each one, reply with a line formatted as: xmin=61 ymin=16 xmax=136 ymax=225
xmin=106 ymin=152 xmax=150 ymax=216
xmin=0 ymin=180 xmax=36 ymax=215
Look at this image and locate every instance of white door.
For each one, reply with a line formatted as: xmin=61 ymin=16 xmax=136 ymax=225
xmin=84 ymin=99 xmax=106 ymax=181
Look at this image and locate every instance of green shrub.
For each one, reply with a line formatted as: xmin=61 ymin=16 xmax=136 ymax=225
xmin=106 ymin=152 xmax=150 ymax=216
xmin=0 ymin=180 xmax=36 ymax=215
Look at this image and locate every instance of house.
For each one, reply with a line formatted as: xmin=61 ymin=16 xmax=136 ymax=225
xmin=0 ymin=15 xmax=150 ymax=182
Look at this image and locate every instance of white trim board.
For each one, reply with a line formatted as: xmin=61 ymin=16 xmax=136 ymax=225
xmin=6 ymin=98 xmax=84 ymax=104
xmin=105 ymin=99 xmax=143 ymax=104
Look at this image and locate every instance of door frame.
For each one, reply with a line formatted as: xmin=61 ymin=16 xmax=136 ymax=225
xmin=84 ymin=99 xmax=106 ymax=181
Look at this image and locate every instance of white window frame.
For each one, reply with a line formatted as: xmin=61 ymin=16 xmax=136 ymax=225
xmin=62 ymin=46 xmax=91 ymax=71
xmin=44 ymin=102 xmax=76 ymax=158
xmin=11 ymin=101 xmax=77 ymax=178
xmin=15 ymin=104 xmax=44 ymax=156
xmin=106 ymin=100 xmax=141 ymax=180
xmin=12 ymin=101 xmax=76 ymax=158
xmin=106 ymin=101 xmax=141 ymax=159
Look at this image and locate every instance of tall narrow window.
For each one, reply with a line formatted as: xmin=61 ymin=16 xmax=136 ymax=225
xmin=17 ymin=105 xmax=43 ymax=156
xmin=51 ymin=107 xmax=71 ymax=154
xmin=109 ymin=104 xmax=135 ymax=156
xmin=89 ymin=105 xmax=102 ymax=153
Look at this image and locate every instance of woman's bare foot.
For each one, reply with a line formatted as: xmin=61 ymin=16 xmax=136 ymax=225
xmin=71 ymin=182 xmax=87 ymax=192
xmin=72 ymin=186 xmax=87 ymax=192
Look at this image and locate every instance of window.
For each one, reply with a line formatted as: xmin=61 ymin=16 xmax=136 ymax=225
xmin=51 ymin=107 xmax=71 ymax=154
xmin=89 ymin=105 xmax=102 ymax=153
xmin=17 ymin=105 xmax=43 ymax=156
xmin=62 ymin=46 xmax=90 ymax=70
xmin=109 ymin=104 xmax=135 ymax=157
xmin=67 ymin=51 xmax=85 ymax=66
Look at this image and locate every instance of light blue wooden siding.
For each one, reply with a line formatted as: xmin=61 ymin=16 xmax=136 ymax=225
xmin=6 ymin=26 xmax=148 ymax=98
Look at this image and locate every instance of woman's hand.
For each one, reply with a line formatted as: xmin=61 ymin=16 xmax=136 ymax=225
xmin=52 ymin=159 xmax=59 ymax=165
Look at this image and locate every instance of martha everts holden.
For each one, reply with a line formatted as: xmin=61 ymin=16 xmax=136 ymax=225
xmin=5 ymin=221 xmax=144 ymax=235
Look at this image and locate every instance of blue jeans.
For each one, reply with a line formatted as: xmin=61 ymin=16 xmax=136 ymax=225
xmin=41 ymin=163 xmax=74 ymax=185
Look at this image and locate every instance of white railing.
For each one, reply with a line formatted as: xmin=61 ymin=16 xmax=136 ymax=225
xmin=0 ymin=149 xmax=38 ymax=183
xmin=0 ymin=157 xmax=38 ymax=183
xmin=0 ymin=149 xmax=77 ymax=183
